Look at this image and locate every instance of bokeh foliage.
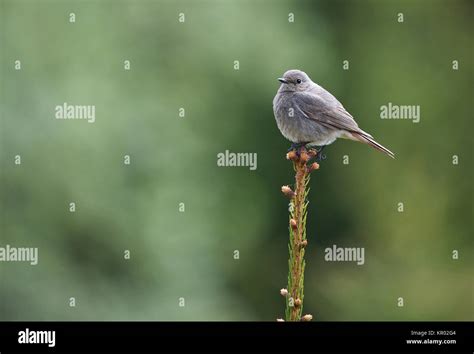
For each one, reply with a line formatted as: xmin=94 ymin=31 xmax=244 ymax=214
xmin=0 ymin=0 xmax=472 ymax=320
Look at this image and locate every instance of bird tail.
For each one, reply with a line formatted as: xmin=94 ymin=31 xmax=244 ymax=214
xmin=351 ymin=132 xmax=395 ymax=159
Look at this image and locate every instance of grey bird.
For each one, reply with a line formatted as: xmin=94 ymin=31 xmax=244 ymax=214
xmin=273 ymin=69 xmax=395 ymax=158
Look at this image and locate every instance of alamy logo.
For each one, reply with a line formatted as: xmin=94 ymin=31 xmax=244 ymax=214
xmin=324 ymin=244 xmax=365 ymax=265
xmin=55 ymin=102 xmax=96 ymax=123
xmin=380 ymin=102 xmax=420 ymax=123
xmin=217 ymin=150 xmax=257 ymax=171
xmin=18 ymin=328 xmax=55 ymax=347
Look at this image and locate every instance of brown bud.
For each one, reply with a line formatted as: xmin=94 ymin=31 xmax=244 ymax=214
xmin=294 ymin=298 xmax=302 ymax=307
xmin=308 ymin=162 xmax=320 ymax=172
xmin=290 ymin=218 xmax=297 ymax=230
xmin=276 ymin=318 xmax=285 ymax=322
xmin=300 ymin=240 xmax=308 ymax=248
xmin=280 ymin=288 xmax=289 ymax=297
xmin=301 ymin=314 xmax=313 ymax=322
xmin=286 ymin=150 xmax=298 ymax=161
xmin=299 ymin=150 xmax=309 ymax=163
xmin=307 ymin=149 xmax=317 ymax=158
xmin=281 ymin=185 xmax=295 ymax=198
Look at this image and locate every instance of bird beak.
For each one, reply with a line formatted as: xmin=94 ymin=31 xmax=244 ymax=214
xmin=278 ymin=78 xmax=288 ymax=84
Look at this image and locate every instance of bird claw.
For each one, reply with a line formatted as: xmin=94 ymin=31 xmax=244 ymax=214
xmin=316 ymin=153 xmax=327 ymax=162
xmin=288 ymin=143 xmax=307 ymax=155
xmin=288 ymin=143 xmax=326 ymax=162
xmin=314 ymin=146 xmax=327 ymax=161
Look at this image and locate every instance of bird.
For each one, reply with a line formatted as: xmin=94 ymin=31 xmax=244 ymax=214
xmin=273 ymin=69 xmax=395 ymax=159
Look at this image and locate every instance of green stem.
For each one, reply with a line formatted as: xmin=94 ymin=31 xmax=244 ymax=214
xmin=284 ymin=148 xmax=317 ymax=322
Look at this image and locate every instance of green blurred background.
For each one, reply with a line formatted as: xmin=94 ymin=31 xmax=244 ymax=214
xmin=0 ymin=0 xmax=472 ymax=321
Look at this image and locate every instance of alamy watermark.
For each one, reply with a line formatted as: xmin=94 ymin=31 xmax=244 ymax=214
xmin=324 ymin=244 xmax=364 ymax=265
xmin=0 ymin=245 xmax=38 ymax=265
xmin=217 ymin=150 xmax=257 ymax=171
xmin=55 ymin=102 xmax=95 ymax=123
xmin=380 ymin=102 xmax=420 ymax=123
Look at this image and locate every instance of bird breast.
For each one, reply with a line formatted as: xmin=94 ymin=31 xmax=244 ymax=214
xmin=273 ymin=92 xmax=335 ymax=145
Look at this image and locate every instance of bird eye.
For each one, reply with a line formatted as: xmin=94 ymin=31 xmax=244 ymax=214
xmin=296 ymin=79 xmax=302 ymax=84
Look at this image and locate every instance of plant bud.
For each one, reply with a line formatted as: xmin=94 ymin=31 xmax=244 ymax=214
xmin=290 ymin=218 xmax=297 ymax=230
xmin=299 ymin=150 xmax=309 ymax=163
xmin=281 ymin=185 xmax=295 ymax=198
xmin=307 ymin=149 xmax=317 ymax=159
xmin=286 ymin=150 xmax=298 ymax=161
xmin=308 ymin=162 xmax=320 ymax=172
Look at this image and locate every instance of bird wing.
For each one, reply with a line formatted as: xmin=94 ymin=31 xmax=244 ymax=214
xmin=294 ymin=91 xmax=369 ymax=136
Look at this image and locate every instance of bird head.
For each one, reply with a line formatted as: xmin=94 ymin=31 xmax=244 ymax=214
xmin=277 ymin=69 xmax=312 ymax=92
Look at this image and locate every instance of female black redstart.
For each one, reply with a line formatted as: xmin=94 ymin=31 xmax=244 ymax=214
xmin=273 ymin=69 xmax=395 ymax=158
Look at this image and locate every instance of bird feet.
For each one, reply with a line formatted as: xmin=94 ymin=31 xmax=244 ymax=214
xmin=288 ymin=143 xmax=326 ymax=161
xmin=315 ymin=146 xmax=327 ymax=162
xmin=288 ymin=142 xmax=307 ymax=154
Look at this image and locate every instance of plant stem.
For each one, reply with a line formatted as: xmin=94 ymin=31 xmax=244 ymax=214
xmin=282 ymin=147 xmax=318 ymax=322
